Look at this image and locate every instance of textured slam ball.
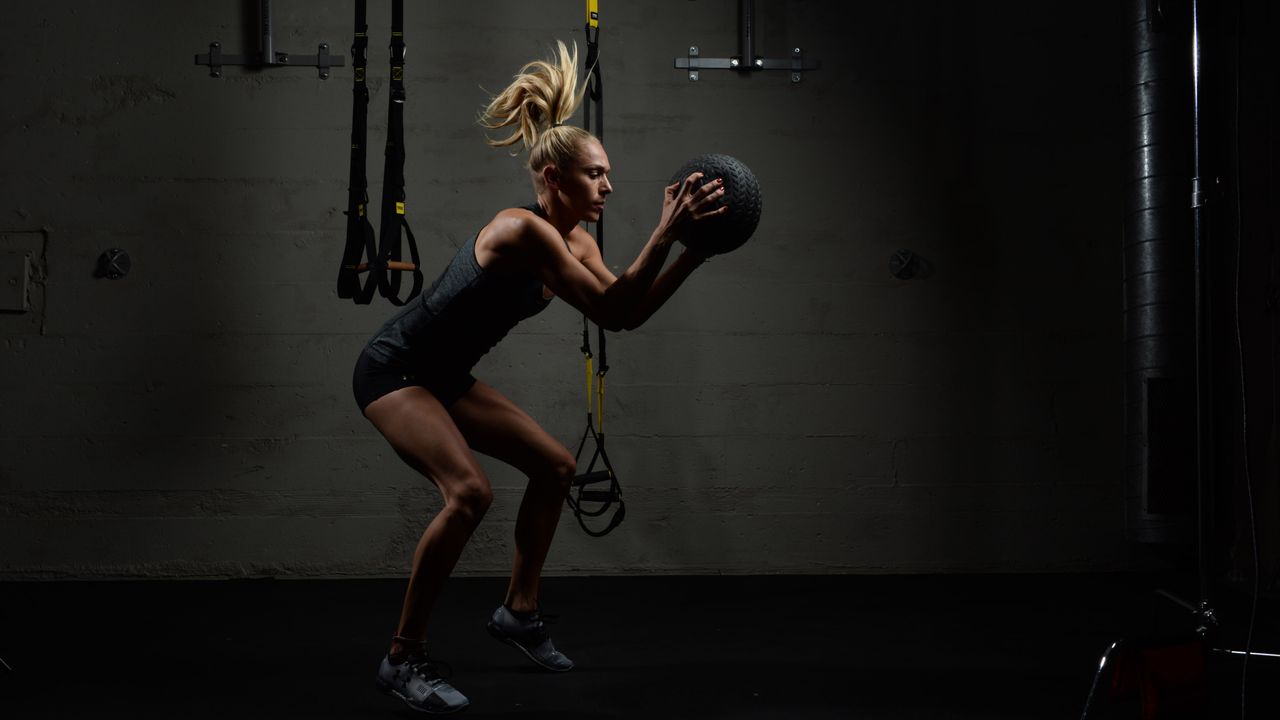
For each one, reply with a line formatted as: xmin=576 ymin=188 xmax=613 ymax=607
xmin=668 ymin=153 xmax=762 ymax=255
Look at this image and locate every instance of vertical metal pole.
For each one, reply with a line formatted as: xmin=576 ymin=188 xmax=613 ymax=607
xmin=738 ymin=0 xmax=755 ymax=68
xmin=260 ymin=0 xmax=275 ymax=64
xmin=1190 ymin=0 xmax=1216 ymax=632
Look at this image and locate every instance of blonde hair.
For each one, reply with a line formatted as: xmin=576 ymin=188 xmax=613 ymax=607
xmin=480 ymin=41 xmax=595 ymax=177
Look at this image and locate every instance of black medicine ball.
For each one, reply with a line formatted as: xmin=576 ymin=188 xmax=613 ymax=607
xmin=668 ymin=153 xmax=762 ymax=255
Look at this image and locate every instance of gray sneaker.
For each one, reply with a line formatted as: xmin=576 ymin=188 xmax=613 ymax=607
xmin=486 ymin=605 xmax=574 ymax=672
xmin=375 ymin=653 xmax=470 ymax=714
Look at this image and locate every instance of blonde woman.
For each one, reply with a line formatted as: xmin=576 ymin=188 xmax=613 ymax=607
xmin=356 ymin=41 xmax=727 ymax=713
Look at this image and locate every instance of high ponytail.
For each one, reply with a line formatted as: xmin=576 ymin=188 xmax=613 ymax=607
xmin=479 ymin=41 xmax=595 ymax=174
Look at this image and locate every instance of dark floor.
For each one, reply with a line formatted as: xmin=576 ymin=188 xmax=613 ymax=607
xmin=0 ymin=573 xmax=1276 ymax=719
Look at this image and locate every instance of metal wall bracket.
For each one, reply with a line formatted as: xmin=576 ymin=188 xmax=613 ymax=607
xmin=674 ymin=0 xmax=819 ymax=82
xmin=193 ymin=0 xmax=344 ymax=79
xmin=195 ymin=42 xmax=341 ymax=79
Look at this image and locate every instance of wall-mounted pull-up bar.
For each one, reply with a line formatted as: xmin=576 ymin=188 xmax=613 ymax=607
xmin=194 ymin=0 xmax=345 ymax=79
xmin=673 ymin=0 xmax=819 ymax=82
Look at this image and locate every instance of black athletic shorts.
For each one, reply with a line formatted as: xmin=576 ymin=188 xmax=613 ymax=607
xmin=352 ymin=348 xmax=477 ymax=413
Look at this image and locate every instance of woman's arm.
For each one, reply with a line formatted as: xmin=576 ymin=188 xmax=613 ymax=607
xmin=520 ymin=172 xmax=725 ymax=331
xmin=621 ymin=249 xmax=709 ymax=330
xmin=572 ymin=228 xmax=709 ymax=331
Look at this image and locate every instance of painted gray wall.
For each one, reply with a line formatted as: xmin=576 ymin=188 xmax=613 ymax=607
xmin=0 ymin=1 xmax=1125 ymax=578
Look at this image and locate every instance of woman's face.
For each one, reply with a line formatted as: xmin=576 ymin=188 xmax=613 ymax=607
xmin=555 ymin=138 xmax=613 ymax=222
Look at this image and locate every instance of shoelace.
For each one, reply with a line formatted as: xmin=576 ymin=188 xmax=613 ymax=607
xmin=528 ymin=619 xmax=549 ymax=644
xmin=405 ymin=655 xmax=454 ymax=683
xmin=519 ymin=610 xmax=558 ymax=644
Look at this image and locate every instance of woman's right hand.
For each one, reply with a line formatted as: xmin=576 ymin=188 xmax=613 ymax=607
xmin=656 ymin=172 xmax=728 ymax=243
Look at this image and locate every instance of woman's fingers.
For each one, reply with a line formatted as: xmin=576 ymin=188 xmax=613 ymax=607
xmin=688 ymin=182 xmax=725 ymax=212
xmin=693 ymin=177 xmax=722 ymax=200
xmin=693 ymin=202 xmax=729 ymax=220
xmin=679 ymin=172 xmax=705 ymax=197
xmin=663 ymin=171 xmax=727 ymax=228
xmin=666 ymin=172 xmax=696 ymax=197
xmin=670 ymin=172 xmax=722 ymax=204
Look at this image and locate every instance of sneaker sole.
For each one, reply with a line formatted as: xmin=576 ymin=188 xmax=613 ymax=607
xmin=376 ymin=677 xmax=471 ymax=714
xmin=486 ymin=621 xmax=575 ymax=673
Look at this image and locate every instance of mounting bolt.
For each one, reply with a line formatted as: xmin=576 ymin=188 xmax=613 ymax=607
xmin=689 ymin=71 xmax=699 ymax=82
xmin=794 ymin=47 xmax=801 ymax=54
xmin=95 ymin=248 xmax=132 ymax=280
xmin=791 ymin=73 xmax=801 ymax=83
xmin=689 ymin=46 xmax=699 ymax=55
xmin=754 ymin=58 xmax=764 ymax=68
xmin=889 ymin=248 xmax=919 ymax=280
xmin=730 ymin=58 xmax=740 ymax=68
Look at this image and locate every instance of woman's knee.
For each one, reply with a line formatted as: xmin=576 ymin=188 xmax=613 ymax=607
xmin=446 ymin=473 xmax=493 ymax=523
xmin=547 ymin=449 xmax=578 ymax=492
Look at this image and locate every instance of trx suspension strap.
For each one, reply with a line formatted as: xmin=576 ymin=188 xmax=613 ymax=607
xmin=337 ymin=0 xmax=424 ymax=306
xmin=568 ymin=0 xmax=625 ymax=537
xmin=337 ymin=0 xmax=377 ymax=303
xmin=374 ymin=0 xmax=423 ymax=304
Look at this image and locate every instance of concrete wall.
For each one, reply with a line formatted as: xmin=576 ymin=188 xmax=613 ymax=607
xmin=0 ymin=0 xmax=1126 ymax=578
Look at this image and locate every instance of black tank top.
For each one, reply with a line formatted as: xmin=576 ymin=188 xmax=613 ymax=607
xmin=363 ymin=203 xmax=556 ymax=374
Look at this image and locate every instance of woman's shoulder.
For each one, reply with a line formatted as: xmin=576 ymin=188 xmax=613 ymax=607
xmin=493 ymin=204 xmax=542 ymax=224
xmin=484 ymin=206 xmax=552 ymax=244
xmin=475 ymin=206 xmax=555 ymax=270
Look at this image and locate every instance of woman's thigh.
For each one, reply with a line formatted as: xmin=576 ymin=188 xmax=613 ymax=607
xmin=363 ymin=385 xmax=490 ymax=500
xmin=448 ymin=380 xmax=576 ymax=481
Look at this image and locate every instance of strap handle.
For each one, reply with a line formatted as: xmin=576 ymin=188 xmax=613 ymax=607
xmin=570 ymin=409 xmax=625 ymax=537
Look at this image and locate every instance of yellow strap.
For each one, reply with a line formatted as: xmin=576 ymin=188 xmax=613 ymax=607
xmin=596 ymin=371 xmax=606 ymax=435
xmin=587 ymin=0 xmax=598 ymax=28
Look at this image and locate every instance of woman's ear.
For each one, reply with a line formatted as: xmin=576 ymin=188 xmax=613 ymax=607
xmin=540 ymin=164 xmax=561 ymax=191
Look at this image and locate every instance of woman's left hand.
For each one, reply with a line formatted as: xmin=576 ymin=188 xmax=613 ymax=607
xmin=656 ymin=171 xmax=728 ymax=242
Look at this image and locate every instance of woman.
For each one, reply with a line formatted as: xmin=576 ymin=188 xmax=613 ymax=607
xmin=357 ymin=41 xmax=726 ymax=713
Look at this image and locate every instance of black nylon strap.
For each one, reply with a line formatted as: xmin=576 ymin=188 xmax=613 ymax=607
xmin=581 ymin=21 xmax=607 ymax=373
xmin=338 ymin=0 xmax=378 ymax=303
xmin=375 ymin=0 xmax=423 ymax=306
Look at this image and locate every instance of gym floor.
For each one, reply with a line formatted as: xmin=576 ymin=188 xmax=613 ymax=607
xmin=0 ymin=573 xmax=1275 ymax=718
